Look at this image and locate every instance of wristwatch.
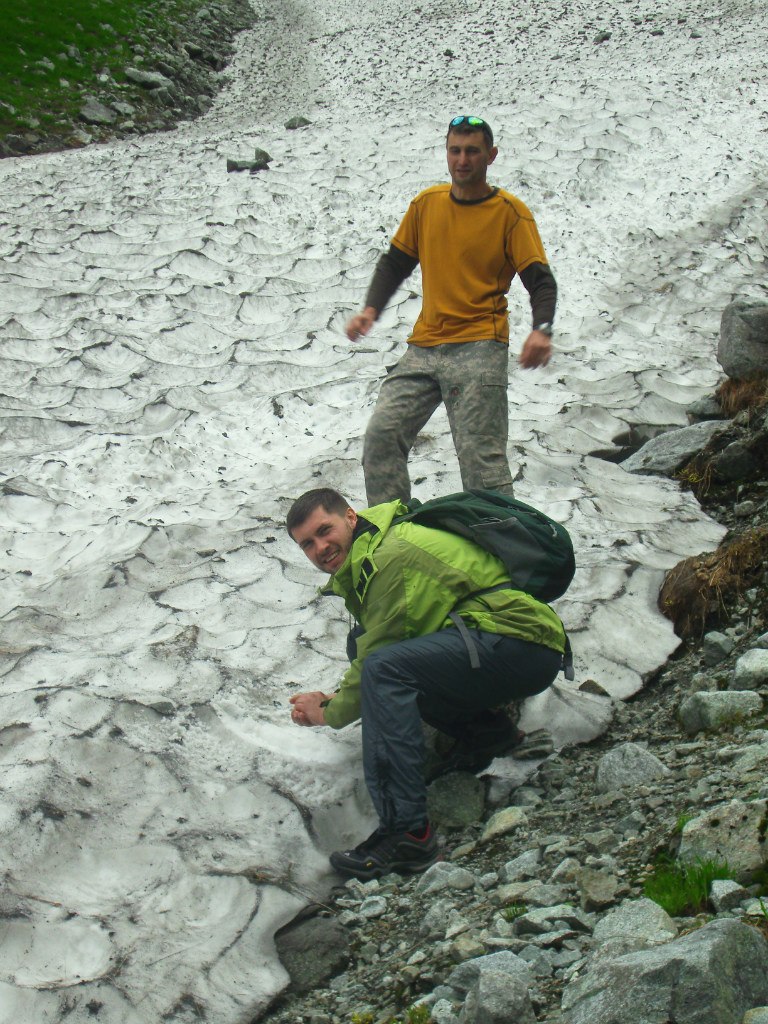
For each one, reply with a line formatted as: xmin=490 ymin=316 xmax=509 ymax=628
xmin=533 ymin=322 xmax=553 ymax=336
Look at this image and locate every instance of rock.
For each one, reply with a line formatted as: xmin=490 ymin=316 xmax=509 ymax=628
xmin=718 ymin=301 xmax=768 ymax=379
xmin=428 ymin=772 xmax=485 ymax=828
xmin=124 ymin=67 xmax=173 ymax=89
xmin=583 ymin=828 xmax=619 ymax=853
xmin=709 ymin=878 xmax=748 ymax=912
xmin=274 ymin=915 xmax=350 ymax=995
xmin=447 ymin=949 xmax=531 ymax=995
xmin=710 ymin=439 xmax=760 ymax=481
xmin=285 ymin=115 xmax=312 ymax=129
xmin=731 ymin=744 xmax=768 ymax=774
xmin=421 ymin=897 xmax=457 ymax=938
xmin=731 ymin=649 xmax=768 ymax=689
xmin=578 ymin=868 xmax=620 ymax=911
xmin=677 ymin=798 xmax=768 ymax=880
xmin=701 ymin=630 xmax=735 ymax=665
xmin=678 ymin=691 xmax=763 ymax=734
xmin=687 ymin=394 xmax=724 ymax=422
xmin=359 ymin=895 xmax=387 ymax=918
xmin=595 ymin=742 xmax=671 ymax=792
xmin=621 ymin=420 xmax=725 ymax=476
xmin=431 ymin=998 xmax=462 ymax=1024
xmin=79 ymin=96 xmax=117 ymax=125
xmin=499 ymin=848 xmax=541 ymax=882
xmin=561 ymin=918 xmax=768 ymax=1024
xmin=744 ymin=1008 xmax=768 ymax=1023
xmin=459 ymin=963 xmax=537 ymax=1023
xmin=415 ymin=862 xmax=477 ymax=895
xmin=591 ymin=897 xmax=677 ymax=955
xmin=480 ymin=806 xmax=528 ymax=841
xmin=227 ymin=158 xmax=268 ymax=172
xmin=514 ymin=904 xmax=593 ymax=936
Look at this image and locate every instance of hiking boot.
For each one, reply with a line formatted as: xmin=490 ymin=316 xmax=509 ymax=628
xmin=424 ymin=710 xmax=524 ymax=782
xmin=510 ymin=728 xmax=555 ymax=760
xmin=329 ymin=824 xmax=440 ymax=880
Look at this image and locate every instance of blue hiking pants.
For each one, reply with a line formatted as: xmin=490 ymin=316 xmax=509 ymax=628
xmin=359 ymin=628 xmax=561 ymax=832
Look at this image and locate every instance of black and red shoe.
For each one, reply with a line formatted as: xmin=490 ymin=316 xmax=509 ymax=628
xmin=330 ymin=824 xmax=440 ymax=880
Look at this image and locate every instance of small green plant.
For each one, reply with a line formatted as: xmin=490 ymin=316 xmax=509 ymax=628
xmin=644 ymin=857 xmax=735 ymax=916
xmin=674 ymin=813 xmax=694 ymax=834
xmin=403 ymin=1008 xmax=433 ymax=1024
xmin=501 ymin=902 xmax=528 ymax=922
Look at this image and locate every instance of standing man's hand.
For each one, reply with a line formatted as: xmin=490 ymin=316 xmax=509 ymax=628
xmin=346 ymin=306 xmax=378 ymax=342
xmin=518 ymin=329 xmax=552 ymax=369
xmin=289 ymin=691 xmax=332 ymax=727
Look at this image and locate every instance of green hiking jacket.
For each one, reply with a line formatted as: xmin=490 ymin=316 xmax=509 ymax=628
xmin=321 ymin=499 xmax=566 ymax=729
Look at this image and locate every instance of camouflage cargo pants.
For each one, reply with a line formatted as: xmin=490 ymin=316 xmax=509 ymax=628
xmin=362 ymin=339 xmax=514 ymax=505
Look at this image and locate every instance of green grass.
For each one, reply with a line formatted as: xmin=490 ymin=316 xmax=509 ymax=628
xmin=501 ymin=902 xmax=528 ymax=922
xmin=0 ymin=0 xmax=202 ymax=137
xmin=644 ymin=857 xmax=735 ymax=916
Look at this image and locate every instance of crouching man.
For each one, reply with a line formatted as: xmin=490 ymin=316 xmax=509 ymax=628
xmin=286 ymin=487 xmax=565 ymax=880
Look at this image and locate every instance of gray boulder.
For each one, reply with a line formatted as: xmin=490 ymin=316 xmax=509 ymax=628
xmin=79 ymin=96 xmax=117 ymax=125
xmin=710 ymin=438 xmax=761 ymax=481
xmin=678 ymin=798 xmax=768 ymax=880
xmin=744 ymin=1010 xmax=768 ymax=1024
xmin=459 ymin=965 xmax=536 ymax=1023
xmin=686 ymin=394 xmax=724 ymax=422
xmin=678 ymin=690 xmax=763 ymax=734
xmin=447 ymin=949 xmax=531 ymax=994
xmin=710 ymin=878 xmax=748 ymax=913
xmin=718 ymin=301 xmax=768 ymax=379
xmin=621 ymin=420 xmax=724 ymax=476
xmin=731 ymin=649 xmax=768 ymax=690
xmin=447 ymin=952 xmax=535 ymax=1024
xmin=415 ymin=861 xmax=477 ymax=895
xmin=577 ymin=867 xmax=620 ymax=911
xmin=499 ymin=848 xmax=541 ymax=883
xmin=595 ymin=742 xmax=670 ymax=792
xmin=124 ymin=67 xmax=173 ymax=90
xmin=701 ymin=630 xmax=735 ymax=665
xmin=562 ymin=918 xmax=768 ymax=1024
xmin=591 ymin=897 xmax=677 ymax=957
xmin=428 ymin=771 xmax=485 ymax=827
xmin=274 ymin=914 xmax=350 ymax=995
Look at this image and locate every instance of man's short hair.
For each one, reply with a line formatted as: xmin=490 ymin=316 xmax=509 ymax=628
xmin=286 ymin=487 xmax=351 ymax=537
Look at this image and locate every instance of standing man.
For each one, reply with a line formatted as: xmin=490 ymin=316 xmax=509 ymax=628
xmin=286 ymin=487 xmax=565 ymax=880
xmin=347 ymin=115 xmax=557 ymax=507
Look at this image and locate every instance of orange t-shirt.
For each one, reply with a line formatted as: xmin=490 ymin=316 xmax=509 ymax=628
xmin=391 ymin=184 xmax=548 ymax=346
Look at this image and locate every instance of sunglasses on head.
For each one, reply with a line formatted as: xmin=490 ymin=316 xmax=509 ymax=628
xmin=448 ymin=115 xmax=494 ymax=144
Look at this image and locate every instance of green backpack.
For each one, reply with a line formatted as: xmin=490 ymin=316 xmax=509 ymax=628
xmin=394 ymin=488 xmax=575 ymax=604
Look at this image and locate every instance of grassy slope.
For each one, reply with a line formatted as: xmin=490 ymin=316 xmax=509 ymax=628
xmin=0 ymin=0 xmax=203 ymax=137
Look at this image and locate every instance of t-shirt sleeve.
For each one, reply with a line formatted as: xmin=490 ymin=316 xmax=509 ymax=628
xmin=507 ymin=202 xmax=548 ymax=274
xmin=391 ymin=200 xmax=419 ymax=260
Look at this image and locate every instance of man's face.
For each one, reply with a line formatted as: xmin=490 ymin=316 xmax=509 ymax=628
xmin=291 ymin=505 xmax=358 ymax=574
xmin=446 ymin=129 xmax=497 ymax=189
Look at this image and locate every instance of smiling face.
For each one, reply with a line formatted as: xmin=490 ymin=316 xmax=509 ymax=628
xmin=446 ymin=128 xmax=498 ymax=196
xmin=291 ymin=504 xmax=358 ymax=574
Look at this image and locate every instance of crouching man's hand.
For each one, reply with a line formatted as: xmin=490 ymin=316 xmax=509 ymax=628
xmin=289 ymin=691 xmax=332 ymax=727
